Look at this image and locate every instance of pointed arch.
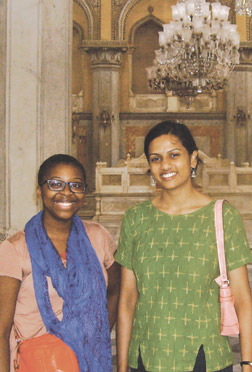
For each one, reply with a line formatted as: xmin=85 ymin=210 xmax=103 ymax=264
xmin=128 ymin=17 xmax=163 ymax=94
xmin=73 ymin=0 xmax=98 ymax=39
xmin=73 ymin=21 xmax=84 ymax=41
xmin=118 ymin=0 xmax=145 ymax=40
xmin=128 ymin=14 xmax=163 ymax=44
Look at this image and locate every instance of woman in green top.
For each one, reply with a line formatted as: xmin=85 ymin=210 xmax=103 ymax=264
xmin=115 ymin=121 xmax=252 ymax=372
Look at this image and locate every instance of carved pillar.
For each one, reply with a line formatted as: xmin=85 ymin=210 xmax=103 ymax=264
xmin=0 ymin=0 xmax=72 ymax=234
xmin=226 ymin=42 xmax=252 ymax=165
xmin=80 ymin=41 xmax=127 ymax=188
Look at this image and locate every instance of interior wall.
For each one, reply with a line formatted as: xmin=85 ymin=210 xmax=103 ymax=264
xmin=119 ymin=117 xmax=225 ymax=161
xmin=132 ymin=20 xmax=162 ymax=94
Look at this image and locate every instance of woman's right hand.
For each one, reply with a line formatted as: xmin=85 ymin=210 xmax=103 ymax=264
xmin=117 ymin=267 xmax=138 ymax=372
xmin=0 ymin=276 xmax=21 ymax=372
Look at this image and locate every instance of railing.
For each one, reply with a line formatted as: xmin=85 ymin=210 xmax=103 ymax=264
xmin=96 ymin=159 xmax=252 ymax=195
xmin=95 ymin=162 xmax=153 ymax=194
xmin=202 ymin=162 xmax=252 ymax=193
xmin=95 ymin=157 xmax=252 ymax=247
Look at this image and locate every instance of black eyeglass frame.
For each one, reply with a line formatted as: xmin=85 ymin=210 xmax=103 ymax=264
xmin=39 ymin=179 xmax=88 ymax=193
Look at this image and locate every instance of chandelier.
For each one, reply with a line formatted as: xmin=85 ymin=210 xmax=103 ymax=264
xmin=235 ymin=0 xmax=252 ymax=16
xmin=146 ymin=60 xmax=201 ymax=96
xmin=146 ymin=0 xmax=240 ymax=95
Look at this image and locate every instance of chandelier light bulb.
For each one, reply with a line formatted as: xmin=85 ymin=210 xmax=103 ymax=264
xmin=158 ymin=31 xmax=167 ymax=47
xmin=193 ymin=17 xmax=204 ymax=32
xmin=187 ymin=1 xmax=195 ymax=15
xmin=211 ymin=2 xmax=222 ymax=19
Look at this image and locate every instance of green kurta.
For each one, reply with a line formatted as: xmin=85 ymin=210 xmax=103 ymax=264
xmin=115 ymin=200 xmax=252 ymax=372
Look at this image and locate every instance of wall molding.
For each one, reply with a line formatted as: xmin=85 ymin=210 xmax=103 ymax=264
xmin=119 ymin=112 xmax=226 ymax=120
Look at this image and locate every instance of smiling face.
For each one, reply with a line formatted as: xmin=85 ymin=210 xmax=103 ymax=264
xmin=37 ymin=163 xmax=85 ymax=224
xmin=149 ymin=134 xmax=198 ymax=193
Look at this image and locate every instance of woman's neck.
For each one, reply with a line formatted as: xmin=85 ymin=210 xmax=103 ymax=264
xmin=153 ymin=186 xmax=211 ymax=215
xmin=43 ymin=217 xmax=72 ymax=235
xmin=42 ymin=215 xmax=72 ymax=255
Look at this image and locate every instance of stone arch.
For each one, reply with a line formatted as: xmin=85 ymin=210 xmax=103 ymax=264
xmin=128 ymin=13 xmax=163 ymax=45
xmin=116 ymin=0 xmax=165 ymax=40
xmin=117 ymin=0 xmax=148 ymax=40
xmin=73 ymin=0 xmax=100 ymax=39
xmin=73 ymin=21 xmax=84 ymax=41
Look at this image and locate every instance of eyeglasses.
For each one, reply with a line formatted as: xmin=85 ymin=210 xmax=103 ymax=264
xmin=40 ymin=179 xmax=87 ymax=193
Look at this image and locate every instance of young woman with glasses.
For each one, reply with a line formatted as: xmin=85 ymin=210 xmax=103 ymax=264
xmin=115 ymin=121 xmax=252 ymax=372
xmin=0 ymin=154 xmax=120 ymax=372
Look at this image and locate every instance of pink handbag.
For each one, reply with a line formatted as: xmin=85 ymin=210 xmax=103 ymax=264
xmin=214 ymin=200 xmax=239 ymax=336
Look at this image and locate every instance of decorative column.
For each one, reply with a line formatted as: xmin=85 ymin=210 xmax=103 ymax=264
xmin=0 ymin=0 xmax=72 ymax=235
xmin=225 ymin=42 xmax=252 ymax=165
xmin=80 ymin=41 xmax=127 ymax=188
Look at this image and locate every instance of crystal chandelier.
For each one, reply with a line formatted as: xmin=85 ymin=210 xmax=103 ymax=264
xmin=147 ymin=60 xmax=201 ymax=96
xmin=235 ymin=0 xmax=252 ymax=16
xmin=146 ymin=0 xmax=240 ymax=95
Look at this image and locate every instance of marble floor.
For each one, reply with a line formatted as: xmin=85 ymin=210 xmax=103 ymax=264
xmin=112 ymin=265 xmax=252 ymax=372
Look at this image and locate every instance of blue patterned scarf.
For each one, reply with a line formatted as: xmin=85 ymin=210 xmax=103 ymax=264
xmin=25 ymin=211 xmax=112 ymax=372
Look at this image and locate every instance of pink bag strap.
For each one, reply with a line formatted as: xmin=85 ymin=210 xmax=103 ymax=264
xmin=214 ymin=200 xmax=229 ymax=287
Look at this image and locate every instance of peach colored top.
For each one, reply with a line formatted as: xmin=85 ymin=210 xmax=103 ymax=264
xmin=0 ymin=220 xmax=116 ymax=372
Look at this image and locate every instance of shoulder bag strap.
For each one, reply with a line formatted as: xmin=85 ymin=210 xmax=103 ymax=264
xmin=214 ymin=200 xmax=229 ymax=287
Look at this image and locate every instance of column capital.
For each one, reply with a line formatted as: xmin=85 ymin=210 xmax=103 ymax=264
xmin=236 ymin=42 xmax=252 ymax=70
xmin=79 ymin=40 xmax=128 ymax=67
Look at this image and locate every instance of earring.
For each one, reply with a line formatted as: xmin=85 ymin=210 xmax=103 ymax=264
xmin=151 ymin=175 xmax=156 ymax=186
xmin=191 ymin=167 xmax=196 ymax=178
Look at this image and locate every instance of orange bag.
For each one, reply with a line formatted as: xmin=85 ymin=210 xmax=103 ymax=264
xmin=14 ymin=333 xmax=80 ymax=372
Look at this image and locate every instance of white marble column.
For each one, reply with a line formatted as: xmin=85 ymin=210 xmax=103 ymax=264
xmin=0 ymin=0 xmax=72 ymax=236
